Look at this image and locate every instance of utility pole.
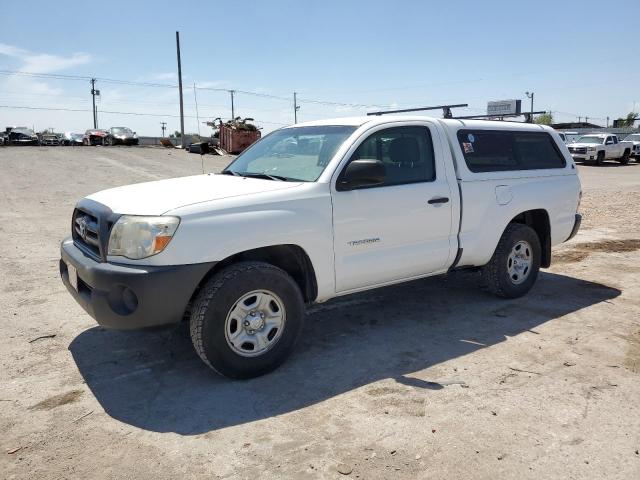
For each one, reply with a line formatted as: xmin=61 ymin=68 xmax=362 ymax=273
xmin=606 ymin=116 xmax=610 ymax=128
xmin=176 ymin=31 xmax=186 ymax=148
xmin=193 ymin=83 xmax=201 ymax=137
xmin=160 ymin=122 xmax=167 ymax=137
xmin=525 ymin=91 xmax=534 ymax=118
xmin=229 ymin=90 xmax=235 ymax=120
xmin=578 ymin=116 xmax=582 ymax=123
xmin=293 ymin=91 xmax=300 ymax=123
xmin=90 ymin=78 xmax=98 ymax=129
xmin=585 ymin=116 xmax=589 ymax=124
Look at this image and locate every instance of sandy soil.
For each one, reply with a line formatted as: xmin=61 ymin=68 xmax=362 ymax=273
xmin=1 ymin=147 xmax=639 ymax=479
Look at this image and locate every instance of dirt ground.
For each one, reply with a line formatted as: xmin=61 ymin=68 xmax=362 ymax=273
xmin=1 ymin=146 xmax=639 ymax=479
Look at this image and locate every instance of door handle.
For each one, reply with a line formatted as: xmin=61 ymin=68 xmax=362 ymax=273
xmin=428 ymin=197 xmax=449 ymax=205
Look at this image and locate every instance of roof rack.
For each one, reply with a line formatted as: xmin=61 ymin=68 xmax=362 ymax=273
xmin=367 ymin=104 xmax=468 ymax=119
xmin=453 ymin=111 xmax=547 ymax=123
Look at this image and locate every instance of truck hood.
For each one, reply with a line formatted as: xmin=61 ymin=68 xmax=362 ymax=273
xmin=86 ymin=174 xmax=303 ymax=215
xmin=567 ymin=143 xmax=601 ymax=148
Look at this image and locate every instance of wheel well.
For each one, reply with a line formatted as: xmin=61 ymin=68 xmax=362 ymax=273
xmin=192 ymin=245 xmax=318 ymax=306
xmin=509 ymin=209 xmax=551 ymax=268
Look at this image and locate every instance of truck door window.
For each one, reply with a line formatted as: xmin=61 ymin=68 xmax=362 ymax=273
xmin=457 ymin=130 xmax=566 ymax=172
xmin=613 ymin=136 xmax=618 ymax=144
xmin=344 ymin=126 xmax=435 ymax=187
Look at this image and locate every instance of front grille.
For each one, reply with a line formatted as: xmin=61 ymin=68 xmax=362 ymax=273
xmin=569 ymin=147 xmax=587 ymax=154
xmin=71 ymin=200 xmax=117 ymax=262
xmin=72 ymin=209 xmax=101 ymax=258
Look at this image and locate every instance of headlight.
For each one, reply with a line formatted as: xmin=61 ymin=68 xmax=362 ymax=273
xmin=108 ymin=215 xmax=180 ymax=259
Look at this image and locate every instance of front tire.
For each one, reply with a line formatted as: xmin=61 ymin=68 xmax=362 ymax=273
xmin=596 ymin=151 xmax=605 ymax=165
xmin=190 ymin=261 xmax=305 ymax=379
xmin=481 ymin=224 xmax=541 ymax=298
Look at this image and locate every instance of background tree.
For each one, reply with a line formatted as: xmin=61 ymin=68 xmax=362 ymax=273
xmin=614 ymin=112 xmax=638 ymax=128
xmin=534 ymin=113 xmax=554 ymax=125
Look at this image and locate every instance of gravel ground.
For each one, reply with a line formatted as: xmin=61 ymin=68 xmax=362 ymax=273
xmin=1 ymin=146 xmax=639 ymax=479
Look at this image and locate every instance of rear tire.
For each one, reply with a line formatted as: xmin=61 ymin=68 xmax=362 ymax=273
xmin=596 ymin=151 xmax=605 ymax=165
xmin=619 ymin=150 xmax=630 ymax=165
xmin=190 ymin=261 xmax=305 ymax=379
xmin=481 ymin=224 xmax=541 ymax=298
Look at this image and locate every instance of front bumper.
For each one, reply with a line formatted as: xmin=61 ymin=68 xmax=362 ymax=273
xmin=60 ymin=238 xmax=215 ymax=329
xmin=571 ymin=153 xmax=596 ymax=161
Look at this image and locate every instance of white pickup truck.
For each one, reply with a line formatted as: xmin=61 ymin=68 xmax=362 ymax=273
xmin=567 ymin=133 xmax=633 ymax=165
xmin=622 ymin=133 xmax=640 ymax=160
xmin=60 ymin=116 xmax=582 ymax=378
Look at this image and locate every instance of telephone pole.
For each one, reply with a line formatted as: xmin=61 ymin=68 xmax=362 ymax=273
xmin=230 ymin=90 xmax=235 ymax=120
xmin=90 ymin=78 xmax=98 ymax=128
xmin=294 ymin=92 xmax=300 ymax=123
xmin=160 ymin=122 xmax=167 ymax=137
xmin=176 ymin=31 xmax=186 ymax=148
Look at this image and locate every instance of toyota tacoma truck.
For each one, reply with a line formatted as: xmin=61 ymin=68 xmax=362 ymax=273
xmin=60 ymin=116 xmax=582 ymax=378
xmin=567 ymin=133 xmax=633 ymax=165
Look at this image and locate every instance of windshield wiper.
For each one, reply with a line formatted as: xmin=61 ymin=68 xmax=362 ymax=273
xmin=220 ymin=169 xmax=241 ymax=176
xmin=238 ymin=172 xmax=290 ymax=181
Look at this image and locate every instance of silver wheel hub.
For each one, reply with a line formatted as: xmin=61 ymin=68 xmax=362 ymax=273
xmin=507 ymin=240 xmax=532 ymax=285
xmin=225 ymin=290 xmax=286 ymax=357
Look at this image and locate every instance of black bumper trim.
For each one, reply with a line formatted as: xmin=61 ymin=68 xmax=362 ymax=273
xmin=566 ymin=213 xmax=582 ymax=242
xmin=60 ymin=238 xmax=215 ymax=330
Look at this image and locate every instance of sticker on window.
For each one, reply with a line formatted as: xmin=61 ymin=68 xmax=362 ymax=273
xmin=468 ymin=133 xmax=475 ymax=142
xmin=462 ymin=142 xmax=474 ymax=154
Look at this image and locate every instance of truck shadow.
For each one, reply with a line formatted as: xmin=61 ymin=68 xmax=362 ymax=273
xmin=69 ymin=271 xmax=620 ymax=435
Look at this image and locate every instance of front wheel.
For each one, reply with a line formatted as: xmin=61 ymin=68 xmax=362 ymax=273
xmin=481 ymin=224 xmax=541 ymax=298
xmin=596 ymin=151 xmax=605 ymax=165
xmin=190 ymin=261 xmax=305 ymax=379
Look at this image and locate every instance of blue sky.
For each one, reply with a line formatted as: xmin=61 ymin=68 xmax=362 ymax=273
xmin=1 ymin=0 xmax=639 ymax=135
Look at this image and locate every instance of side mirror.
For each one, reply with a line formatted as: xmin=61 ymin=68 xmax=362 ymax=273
xmin=337 ymin=159 xmax=385 ymax=191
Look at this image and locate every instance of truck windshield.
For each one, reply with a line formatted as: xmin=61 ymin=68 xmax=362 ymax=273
xmin=223 ymin=125 xmax=356 ymax=181
xmin=576 ymin=136 xmax=604 ymax=144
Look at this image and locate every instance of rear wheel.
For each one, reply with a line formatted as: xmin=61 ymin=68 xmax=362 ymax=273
xmin=481 ymin=224 xmax=541 ymax=298
xmin=619 ymin=150 xmax=630 ymax=165
xmin=190 ymin=261 xmax=305 ymax=379
xmin=596 ymin=151 xmax=605 ymax=165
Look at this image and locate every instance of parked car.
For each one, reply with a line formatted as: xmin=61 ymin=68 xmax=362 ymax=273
xmin=40 ymin=132 xmax=60 ymax=146
xmin=5 ymin=127 xmax=39 ymax=146
xmin=83 ymin=129 xmax=108 ymax=146
xmin=60 ymin=132 xmax=85 ymax=146
xmin=0 ymin=133 xmax=6 ymax=146
xmin=60 ymin=116 xmax=581 ymax=378
xmin=567 ymin=133 xmax=633 ymax=165
xmin=104 ymin=127 xmax=138 ymax=146
xmin=622 ymin=133 xmax=640 ymax=160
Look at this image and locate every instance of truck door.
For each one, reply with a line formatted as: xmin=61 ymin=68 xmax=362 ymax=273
xmin=612 ymin=136 xmax=621 ymax=158
xmin=331 ymin=123 xmax=455 ymax=293
xmin=605 ymin=136 xmax=615 ymax=158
